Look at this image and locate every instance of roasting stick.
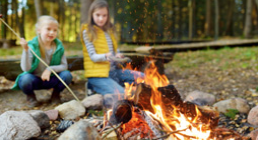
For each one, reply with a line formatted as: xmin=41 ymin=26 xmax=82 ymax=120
xmin=0 ymin=14 xmax=80 ymax=101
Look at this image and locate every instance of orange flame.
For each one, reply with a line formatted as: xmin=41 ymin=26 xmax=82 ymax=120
xmin=118 ymin=59 xmax=212 ymax=140
xmin=142 ymin=60 xmax=212 ymax=140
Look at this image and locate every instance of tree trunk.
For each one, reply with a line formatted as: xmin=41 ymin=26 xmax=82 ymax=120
xmin=14 ymin=0 xmax=20 ymax=39
xmin=244 ymin=0 xmax=253 ymax=38
xmin=188 ymin=0 xmax=194 ymax=39
xmin=2 ymin=0 xmax=8 ymax=39
xmin=58 ymin=0 xmax=65 ymax=41
xmin=157 ymin=0 xmax=163 ymax=41
xmin=75 ymin=2 xmax=80 ymax=41
xmin=20 ymin=6 xmax=26 ymax=38
xmin=178 ymin=0 xmax=182 ymax=40
xmin=34 ymin=0 xmax=42 ymax=18
xmin=69 ymin=3 xmax=72 ymax=42
xmin=224 ymin=0 xmax=235 ymax=36
xmin=205 ymin=0 xmax=211 ymax=37
xmin=214 ymin=0 xmax=219 ymax=40
xmin=80 ymin=0 xmax=94 ymax=25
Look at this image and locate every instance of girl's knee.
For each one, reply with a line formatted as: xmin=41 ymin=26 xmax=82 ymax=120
xmin=18 ymin=74 xmax=37 ymax=88
xmin=60 ymin=71 xmax=73 ymax=83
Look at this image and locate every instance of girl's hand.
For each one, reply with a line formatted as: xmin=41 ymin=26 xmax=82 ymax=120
xmin=41 ymin=69 xmax=51 ymax=81
xmin=115 ymin=53 xmax=124 ymax=58
xmin=20 ymin=38 xmax=29 ymax=51
xmin=105 ymin=52 xmax=113 ymax=61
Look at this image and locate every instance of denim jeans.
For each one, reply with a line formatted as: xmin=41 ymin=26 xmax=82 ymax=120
xmin=88 ymin=69 xmax=145 ymax=95
xmin=18 ymin=71 xmax=73 ymax=95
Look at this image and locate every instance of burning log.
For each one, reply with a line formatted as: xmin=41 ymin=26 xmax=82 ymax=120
xmin=133 ymin=83 xmax=219 ymax=130
xmin=115 ymin=107 xmax=165 ymax=140
xmin=111 ymin=100 xmax=133 ymax=124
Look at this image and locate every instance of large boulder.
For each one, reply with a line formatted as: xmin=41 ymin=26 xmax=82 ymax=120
xmin=81 ymin=94 xmax=103 ymax=110
xmin=27 ymin=110 xmax=50 ymax=130
xmin=185 ymin=90 xmax=216 ymax=106
xmin=58 ymin=119 xmax=100 ymax=140
xmin=213 ymin=98 xmax=250 ymax=114
xmin=247 ymin=106 xmax=258 ymax=126
xmin=0 ymin=111 xmax=41 ymax=140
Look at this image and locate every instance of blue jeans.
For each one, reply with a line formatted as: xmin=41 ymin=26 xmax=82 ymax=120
xmin=18 ymin=71 xmax=73 ymax=95
xmin=88 ymin=69 xmax=145 ymax=95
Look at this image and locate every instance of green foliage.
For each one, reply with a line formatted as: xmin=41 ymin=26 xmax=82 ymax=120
xmin=87 ymin=109 xmax=104 ymax=117
xmin=224 ymin=109 xmax=239 ymax=119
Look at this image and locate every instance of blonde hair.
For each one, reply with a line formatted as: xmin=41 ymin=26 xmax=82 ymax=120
xmin=35 ymin=15 xmax=59 ymax=59
xmin=87 ymin=0 xmax=115 ymax=42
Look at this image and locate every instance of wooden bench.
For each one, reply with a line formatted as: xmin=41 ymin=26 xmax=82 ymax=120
xmin=0 ymin=51 xmax=174 ymax=81
xmin=0 ymin=56 xmax=84 ymax=81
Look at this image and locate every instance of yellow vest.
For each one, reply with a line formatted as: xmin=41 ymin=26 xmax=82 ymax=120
xmin=80 ymin=24 xmax=117 ymax=78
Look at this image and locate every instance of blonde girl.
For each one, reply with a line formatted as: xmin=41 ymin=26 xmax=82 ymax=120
xmin=12 ymin=15 xmax=73 ymax=107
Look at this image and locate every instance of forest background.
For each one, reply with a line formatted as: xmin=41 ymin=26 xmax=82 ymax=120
xmin=0 ymin=0 xmax=258 ymax=45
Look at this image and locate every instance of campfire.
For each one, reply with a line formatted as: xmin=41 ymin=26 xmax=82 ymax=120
xmin=100 ymin=60 xmax=248 ymax=140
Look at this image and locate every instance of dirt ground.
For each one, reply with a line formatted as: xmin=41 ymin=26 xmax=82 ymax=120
xmin=1 ymin=47 xmax=258 ymax=114
xmin=0 ymin=66 xmax=257 ymax=115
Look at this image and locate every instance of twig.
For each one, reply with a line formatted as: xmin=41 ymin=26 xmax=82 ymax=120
xmin=101 ymin=123 xmax=122 ymax=140
xmin=152 ymin=128 xmax=188 ymax=140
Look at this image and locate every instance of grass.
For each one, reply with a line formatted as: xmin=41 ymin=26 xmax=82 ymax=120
xmin=169 ymin=46 xmax=258 ymax=71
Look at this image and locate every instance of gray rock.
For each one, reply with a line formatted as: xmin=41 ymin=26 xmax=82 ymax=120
xmin=213 ymin=98 xmax=250 ymax=114
xmin=81 ymin=94 xmax=103 ymax=110
xmin=248 ymin=106 xmax=258 ymax=126
xmin=185 ymin=90 xmax=216 ymax=106
xmin=27 ymin=110 xmax=50 ymax=129
xmin=250 ymin=129 xmax=258 ymax=140
xmin=35 ymin=89 xmax=52 ymax=102
xmin=55 ymin=100 xmax=86 ymax=120
xmin=58 ymin=119 xmax=100 ymax=140
xmin=44 ymin=109 xmax=59 ymax=121
xmin=0 ymin=111 xmax=41 ymax=140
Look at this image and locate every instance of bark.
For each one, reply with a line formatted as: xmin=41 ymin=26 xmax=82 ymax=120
xmin=157 ymin=0 xmax=163 ymax=41
xmin=243 ymin=0 xmax=253 ymax=38
xmin=214 ymin=0 xmax=219 ymax=40
xmin=188 ymin=0 xmax=193 ymax=39
xmin=80 ymin=0 xmax=94 ymax=24
xmin=205 ymin=0 xmax=211 ymax=37
xmin=58 ymin=0 xmax=65 ymax=41
xmin=19 ymin=6 xmax=26 ymax=38
xmin=2 ymin=0 xmax=8 ymax=39
xmin=34 ymin=0 xmax=42 ymax=18
xmin=224 ymin=0 xmax=235 ymax=36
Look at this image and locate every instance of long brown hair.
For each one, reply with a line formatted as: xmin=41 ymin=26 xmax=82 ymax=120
xmin=87 ymin=0 xmax=115 ymax=42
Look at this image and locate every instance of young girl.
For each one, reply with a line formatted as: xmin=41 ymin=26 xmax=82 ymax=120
xmin=80 ymin=0 xmax=144 ymax=96
xmin=12 ymin=15 xmax=73 ymax=107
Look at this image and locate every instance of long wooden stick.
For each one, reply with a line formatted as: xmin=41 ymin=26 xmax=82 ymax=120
xmin=0 ymin=17 xmax=80 ymax=101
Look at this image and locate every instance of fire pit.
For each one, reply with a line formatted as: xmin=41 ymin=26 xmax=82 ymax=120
xmin=99 ymin=61 xmax=249 ymax=140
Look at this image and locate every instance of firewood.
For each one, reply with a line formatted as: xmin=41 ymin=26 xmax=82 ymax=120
xmin=134 ymin=83 xmax=219 ymax=129
xmin=133 ymin=83 xmax=154 ymax=113
xmin=111 ymin=100 xmax=134 ymax=124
